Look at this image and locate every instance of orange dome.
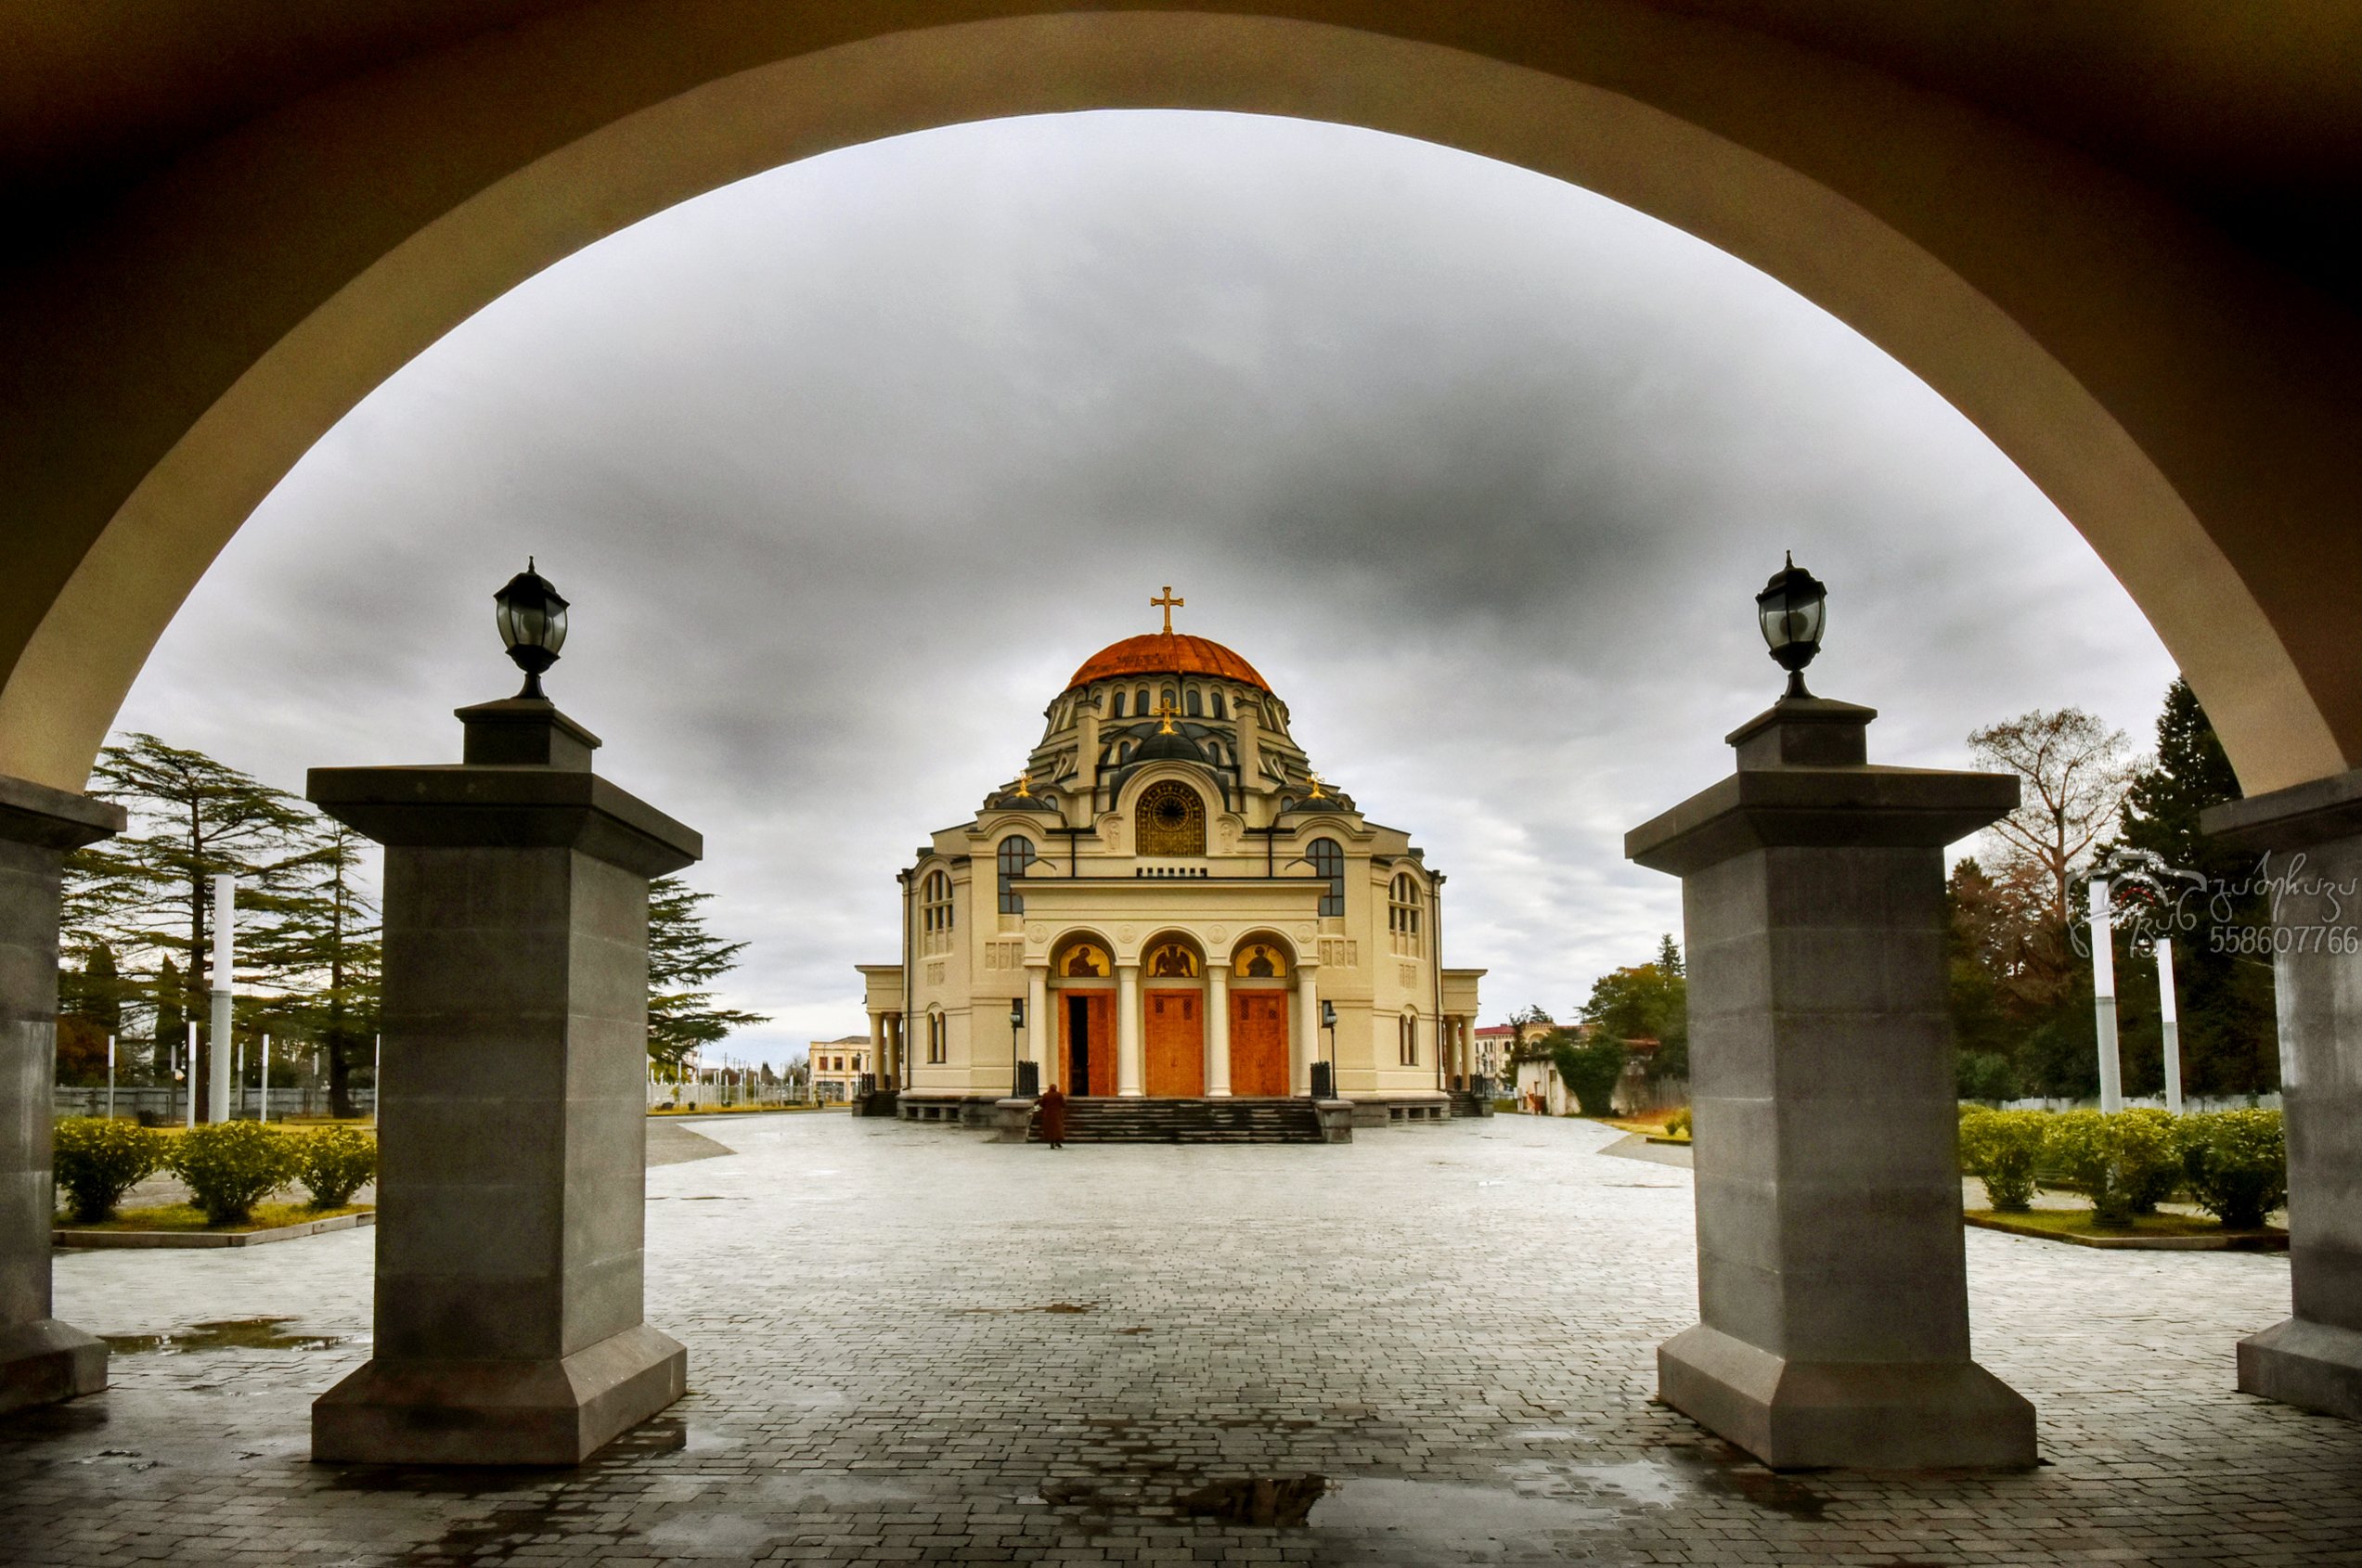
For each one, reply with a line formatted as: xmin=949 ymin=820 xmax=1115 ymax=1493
xmin=1065 ymin=633 xmax=1269 ymax=693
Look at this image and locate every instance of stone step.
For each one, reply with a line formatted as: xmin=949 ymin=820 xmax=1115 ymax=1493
xmin=1031 ymin=1097 xmax=1324 ymax=1144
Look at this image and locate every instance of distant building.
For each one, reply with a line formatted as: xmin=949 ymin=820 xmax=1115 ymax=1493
xmin=1472 ymin=1023 xmax=1516 ymax=1084
xmin=808 ymin=1035 xmax=871 ymax=1104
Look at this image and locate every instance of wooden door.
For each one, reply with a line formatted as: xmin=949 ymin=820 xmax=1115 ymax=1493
xmin=1143 ymin=990 xmax=1205 ymax=1097
xmin=1230 ymin=991 xmax=1290 ymax=1097
xmin=1065 ymin=992 xmax=1116 ymax=1097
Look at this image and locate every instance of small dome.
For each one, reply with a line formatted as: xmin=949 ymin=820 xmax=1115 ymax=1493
xmin=1129 ymin=727 xmax=1207 ymax=765
xmin=1065 ymin=633 xmax=1268 ymax=694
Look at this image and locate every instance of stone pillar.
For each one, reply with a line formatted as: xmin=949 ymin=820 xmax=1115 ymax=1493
xmin=2205 ymin=772 xmax=2362 ymax=1421
xmin=1026 ymin=965 xmax=1050 ymax=1082
xmin=307 ymin=697 xmax=701 ymax=1465
xmin=866 ymin=1011 xmax=884 ymax=1090
xmin=1295 ymin=963 xmax=1321 ymax=1096
xmin=0 ymin=775 xmax=123 ymax=1414
xmin=1626 ymin=697 xmax=2034 ymax=1470
xmin=1206 ymin=965 xmax=1233 ymax=1097
xmin=1116 ymin=962 xmax=1143 ymax=1097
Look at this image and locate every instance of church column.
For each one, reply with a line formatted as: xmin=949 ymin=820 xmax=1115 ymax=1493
xmin=1026 ymin=964 xmax=1050 ymax=1088
xmin=1116 ymin=962 xmax=1143 ymax=1097
xmin=1206 ymin=964 xmax=1232 ymax=1097
xmin=1294 ymin=961 xmax=1321 ymax=1096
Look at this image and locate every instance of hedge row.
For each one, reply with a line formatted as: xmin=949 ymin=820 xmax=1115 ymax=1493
xmin=1956 ymin=1106 xmax=2285 ymax=1229
xmin=52 ymin=1119 xmax=378 ymax=1226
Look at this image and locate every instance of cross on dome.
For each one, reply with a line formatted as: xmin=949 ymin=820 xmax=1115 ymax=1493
xmin=1151 ymin=585 xmax=1184 ymax=635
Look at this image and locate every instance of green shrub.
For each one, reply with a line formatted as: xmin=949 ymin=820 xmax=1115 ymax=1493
xmin=168 ymin=1122 xmax=297 ymax=1226
xmin=2177 ymin=1109 xmax=2287 ymax=1230
xmin=1665 ymin=1107 xmax=1693 ymax=1140
xmin=2045 ymin=1110 xmax=2133 ymax=1226
xmin=52 ymin=1117 xmax=164 ymax=1223
xmin=1955 ymin=1051 xmax=2019 ymax=1102
xmin=291 ymin=1125 xmax=377 ymax=1209
xmin=1552 ymin=1036 xmax=1626 ymax=1116
xmin=1956 ymin=1108 xmax=2047 ymax=1211
xmin=2112 ymin=1107 xmax=2183 ymax=1215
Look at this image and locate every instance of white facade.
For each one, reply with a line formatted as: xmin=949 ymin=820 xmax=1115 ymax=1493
xmin=860 ymin=619 xmax=1483 ymax=1110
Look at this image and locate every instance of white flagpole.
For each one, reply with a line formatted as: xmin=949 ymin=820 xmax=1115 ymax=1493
xmin=2157 ymin=937 xmax=2183 ymax=1114
xmin=107 ymin=1034 xmax=116 ymax=1121
xmin=234 ymin=1038 xmax=244 ymax=1119
xmin=373 ymin=1033 xmax=381 ymax=1125
xmin=2091 ymin=878 xmax=2123 ymax=1112
xmin=208 ymin=873 xmax=235 ymax=1123
xmin=185 ymin=1021 xmax=197 ymax=1129
xmin=261 ymin=1033 xmax=272 ymax=1124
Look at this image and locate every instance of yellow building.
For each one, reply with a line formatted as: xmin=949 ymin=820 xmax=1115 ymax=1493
xmin=860 ymin=598 xmax=1484 ymax=1125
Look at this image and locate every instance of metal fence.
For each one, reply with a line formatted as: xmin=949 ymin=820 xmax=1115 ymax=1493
xmin=53 ymin=1085 xmax=377 ymax=1121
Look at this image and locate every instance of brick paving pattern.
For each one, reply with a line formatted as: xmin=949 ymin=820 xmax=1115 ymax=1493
xmin=4 ymin=1112 xmax=2356 ymax=1564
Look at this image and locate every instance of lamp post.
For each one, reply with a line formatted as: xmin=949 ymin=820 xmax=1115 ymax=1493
xmin=493 ymin=559 xmax=570 ymax=700
xmin=1010 ymin=997 xmax=1036 ymax=1098
xmin=1755 ymin=552 xmax=1828 ymax=700
xmin=1317 ymin=998 xmax=1337 ymax=1100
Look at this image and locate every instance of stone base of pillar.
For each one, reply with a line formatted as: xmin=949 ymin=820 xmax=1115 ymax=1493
xmin=0 ymin=1318 xmax=108 ymax=1415
xmin=2239 ymin=1317 xmax=2362 ymax=1420
xmin=1659 ymin=1325 xmax=2036 ymax=1471
xmin=312 ymin=1323 xmax=686 ymax=1466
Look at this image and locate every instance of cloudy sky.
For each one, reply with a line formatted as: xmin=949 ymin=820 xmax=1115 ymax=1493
xmin=117 ymin=111 xmax=2177 ymax=1063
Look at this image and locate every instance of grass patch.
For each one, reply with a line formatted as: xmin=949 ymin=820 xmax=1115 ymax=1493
xmin=1965 ymin=1207 xmax=2277 ymax=1240
xmin=58 ymin=1201 xmax=370 ymax=1234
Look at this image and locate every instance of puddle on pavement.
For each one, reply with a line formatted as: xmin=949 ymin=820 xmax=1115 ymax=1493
xmin=102 ymin=1317 xmax=342 ymax=1356
xmin=1176 ymin=1475 xmax=1327 ymax=1526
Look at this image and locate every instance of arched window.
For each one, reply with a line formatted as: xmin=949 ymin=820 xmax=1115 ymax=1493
xmin=1135 ymin=686 xmax=1150 ymax=714
xmin=1213 ymin=689 xmax=1228 ymax=719
xmin=1389 ymin=873 xmax=1422 ymax=953
xmin=922 ymin=869 xmax=953 ymax=936
xmin=1399 ymin=1012 xmax=1418 ymax=1066
xmin=1185 ymin=688 xmax=1203 ymax=717
xmin=1135 ymin=780 xmax=1207 ymax=855
xmin=927 ymin=1011 xmax=948 ymax=1064
xmin=997 ymin=837 xmax=1038 ymax=914
xmin=1112 ymin=689 xmax=1127 ymax=718
xmin=1309 ymin=838 xmax=1345 ymax=917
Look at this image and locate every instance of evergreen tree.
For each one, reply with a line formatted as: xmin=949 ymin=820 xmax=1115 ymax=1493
xmin=66 ymin=734 xmax=316 ymax=1117
xmin=249 ymin=820 xmax=381 ymax=1116
xmin=151 ymin=956 xmax=185 ymax=1082
xmin=2114 ymin=677 xmax=2277 ymax=1094
xmin=647 ymin=875 xmax=767 ymax=1067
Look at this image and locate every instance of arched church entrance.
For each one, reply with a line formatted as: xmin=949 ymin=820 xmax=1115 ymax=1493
xmin=1051 ymin=935 xmax=1116 ymax=1098
xmin=1141 ymin=935 xmax=1207 ymax=1098
xmin=1227 ymin=933 xmax=1295 ymax=1098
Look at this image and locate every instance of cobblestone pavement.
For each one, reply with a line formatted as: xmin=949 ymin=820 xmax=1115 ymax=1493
xmin=6 ymin=1112 xmax=2358 ymax=1565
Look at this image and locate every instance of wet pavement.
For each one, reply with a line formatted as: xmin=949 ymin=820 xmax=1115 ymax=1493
xmin=6 ymin=1112 xmax=2358 ymax=1563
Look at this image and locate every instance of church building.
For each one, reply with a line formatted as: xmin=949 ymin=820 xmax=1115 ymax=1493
xmin=858 ymin=593 xmax=1485 ymax=1125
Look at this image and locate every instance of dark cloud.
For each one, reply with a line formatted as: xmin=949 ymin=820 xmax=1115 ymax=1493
xmin=117 ymin=112 xmax=2175 ymax=1057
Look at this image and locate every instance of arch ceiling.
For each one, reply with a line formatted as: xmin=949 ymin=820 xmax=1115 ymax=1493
xmin=3 ymin=3 xmax=2357 ymax=793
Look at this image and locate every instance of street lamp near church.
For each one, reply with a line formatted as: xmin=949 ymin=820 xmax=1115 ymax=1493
xmin=494 ymin=559 xmax=570 ymax=700
xmin=1755 ymin=552 xmax=1826 ymax=700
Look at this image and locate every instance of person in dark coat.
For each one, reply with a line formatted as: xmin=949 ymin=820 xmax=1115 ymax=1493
xmin=1035 ymin=1083 xmax=1068 ymax=1149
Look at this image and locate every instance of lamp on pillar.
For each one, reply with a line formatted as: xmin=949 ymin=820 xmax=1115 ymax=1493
xmin=1314 ymin=999 xmax=1337 ymax=1100
xmin=493 ymin=559 xmax=569 ymax=700
xmin=305 ymin=571 xmax=700 ymax=1466
xmin=1621 ymin=562 xmax=2035 ymax=1471
xmin=1755 ymin=551 xmax=1827 ymax=700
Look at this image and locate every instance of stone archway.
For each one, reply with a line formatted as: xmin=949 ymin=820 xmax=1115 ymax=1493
xmin=3 ymin=6 xmax=2358 ymax=799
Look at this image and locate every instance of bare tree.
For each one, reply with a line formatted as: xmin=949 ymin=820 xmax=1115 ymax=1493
xmin=1968 ymin=708 xmax=2143 ymax=927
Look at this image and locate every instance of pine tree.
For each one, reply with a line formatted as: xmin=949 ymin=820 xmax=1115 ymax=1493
xmin=647 ymin=875 xmax=767 ymax=1068
xmin=2115 ymin=677 xmax=2277 ymax=1094
xmin=248 ymin=820 xmax=381 ymax=1116
xmin=66 ymin=734 xmax=316 ymax=1117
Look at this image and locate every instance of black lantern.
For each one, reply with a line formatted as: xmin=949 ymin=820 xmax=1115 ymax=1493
xmin=1755 ymin=551 xmax=1827 ymax=700
xmin=1009 ymin=997 xmax=1026 ymax=1031
xmin=493 ymin=558 xmax=569 ymax=700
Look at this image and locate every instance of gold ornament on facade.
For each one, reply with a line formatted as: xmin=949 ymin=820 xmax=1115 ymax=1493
xmin=1135 ymin=779 xmax=1207 ymax=855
